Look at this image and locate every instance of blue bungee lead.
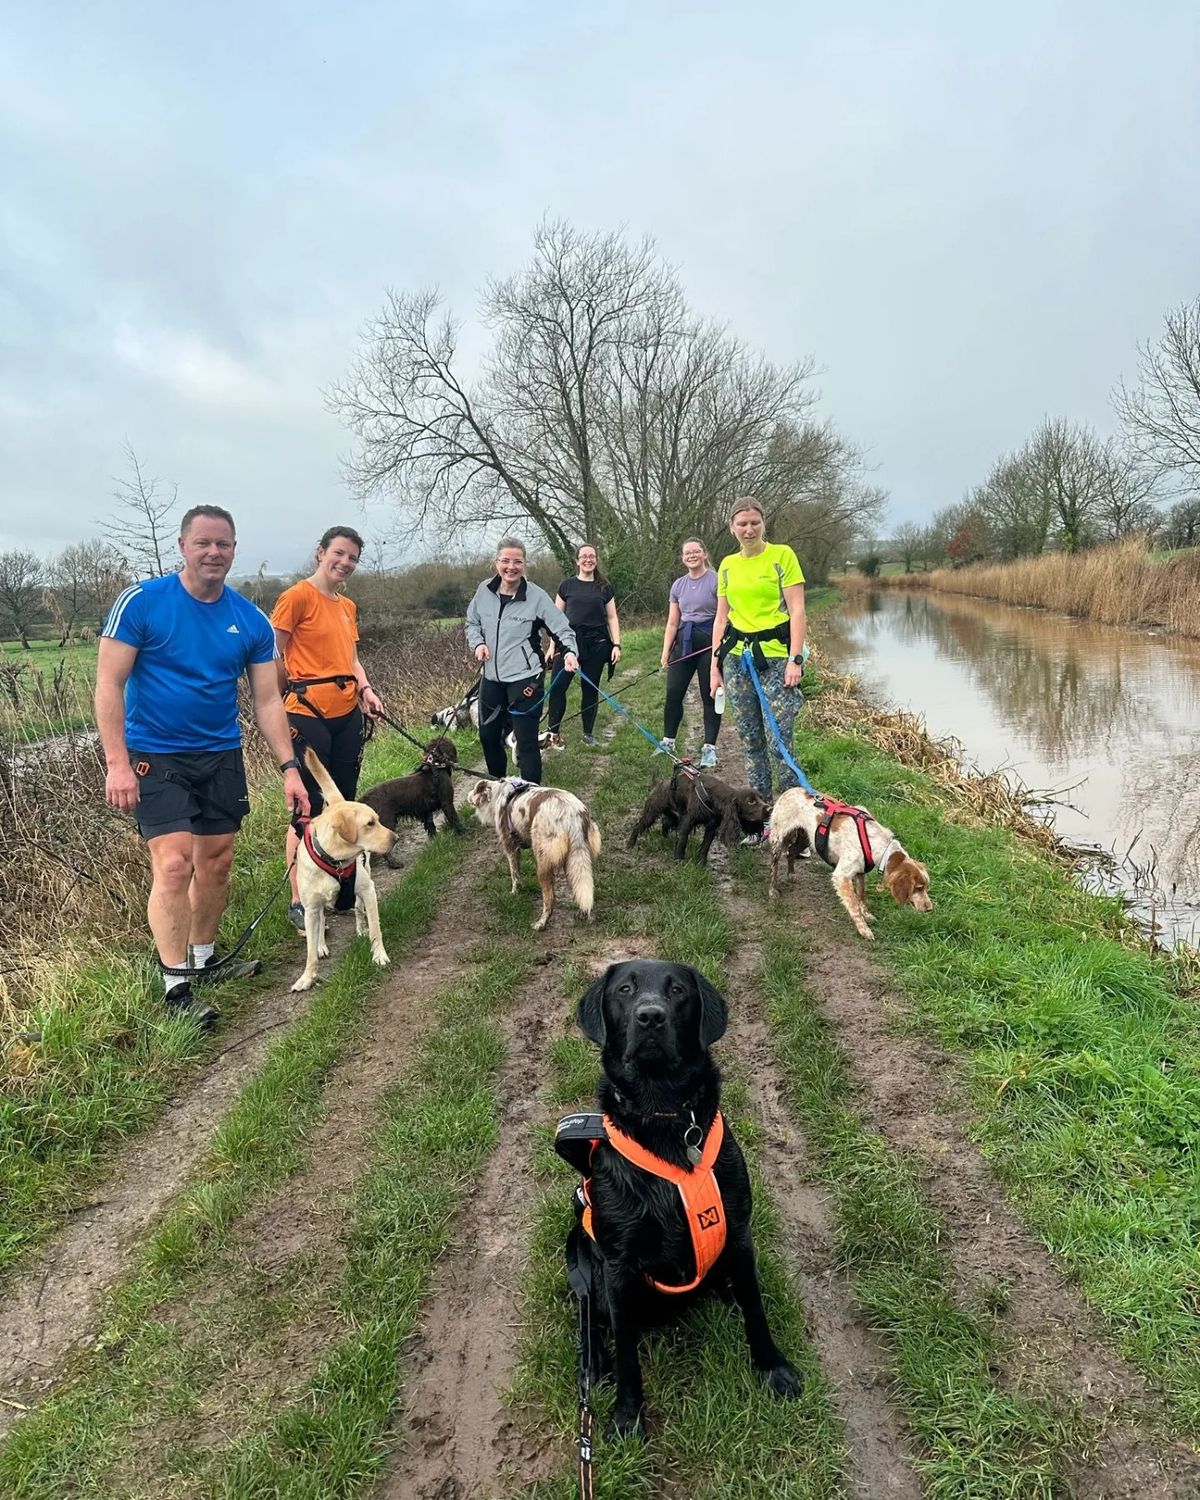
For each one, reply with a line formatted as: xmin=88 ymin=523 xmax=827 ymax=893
xmin=736 ymin=650 xmax=818 ymax=796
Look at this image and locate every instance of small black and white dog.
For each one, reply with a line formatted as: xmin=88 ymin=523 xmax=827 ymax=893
xmin=563 ymin=959 xmax=801 ymax=1438
xmin=430 ymin=683 xmax=480 ymax=732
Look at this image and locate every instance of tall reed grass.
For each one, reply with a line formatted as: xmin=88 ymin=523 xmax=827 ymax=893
xmin=847 ymin=538 xmax=1200 ymax=635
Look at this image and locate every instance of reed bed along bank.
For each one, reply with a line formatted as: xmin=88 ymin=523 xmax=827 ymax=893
xmin=846 ymin=537 xmax=1200 ymax=635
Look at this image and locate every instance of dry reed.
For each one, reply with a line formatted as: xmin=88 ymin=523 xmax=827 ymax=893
xmin=846 ymin=538 xmax=1200 ymax=635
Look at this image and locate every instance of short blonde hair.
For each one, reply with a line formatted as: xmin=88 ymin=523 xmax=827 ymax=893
xmin=728 ymin=497 xmax=765 ymax=523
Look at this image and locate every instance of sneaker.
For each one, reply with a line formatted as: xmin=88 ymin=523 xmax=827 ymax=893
xmin=699 ymin=743 xmax=718 ymax=769
xmin=582 ymin=733 xmax=600 ymax=747
xmin=194 ymin=954 xmax=263 ymax=985
xmin=288 ymin=900 xmax=306 ymax=932
xmin=652 ymin=737 xmax=676 ymax=757
xmin=740 ymin=824 xmax=772 ymax=847
xmin=164 ymin=983 xmax=219 ymax=1031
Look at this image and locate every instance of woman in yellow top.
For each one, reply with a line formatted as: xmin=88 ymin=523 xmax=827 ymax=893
xmin=710 ymin=499 xmax=806 ymax=826
xmin=271 ymin=525 xmax=384 ymax=928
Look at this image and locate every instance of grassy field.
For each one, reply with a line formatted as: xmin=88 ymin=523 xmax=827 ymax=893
xmin=3 ymin=625 xmax=1200 ymax=1496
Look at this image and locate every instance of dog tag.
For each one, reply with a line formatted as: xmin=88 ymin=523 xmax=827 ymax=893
xmin=684 ymin=1123 xmax=704 ymax=1166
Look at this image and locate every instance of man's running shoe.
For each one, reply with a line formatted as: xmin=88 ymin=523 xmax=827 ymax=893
xmin=194 ymin=954 xmax=263 ymax=985
xmin=699 ymin=743 xmax=718 ymax=769
xmin=582 ymin=733 xmax=600 ymax=746
xmin=164 ymin=983 xmax=219 ymax=1031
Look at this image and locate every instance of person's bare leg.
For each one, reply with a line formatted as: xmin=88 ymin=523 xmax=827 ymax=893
xmin=189 ymin=833 xmax=237 ymax=945
xmin=286 ymin=825 xmax=300 ymax=902
xmin=146 ymin=832 xmax=195 ymax=969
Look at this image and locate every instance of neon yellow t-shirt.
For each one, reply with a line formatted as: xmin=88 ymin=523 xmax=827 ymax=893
xmin=717 ymin=543 xmax=804 ymax=658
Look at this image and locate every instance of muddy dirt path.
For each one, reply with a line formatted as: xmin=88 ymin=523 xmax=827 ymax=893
xmin=0 ymin=803 xmax=479 ymax=1434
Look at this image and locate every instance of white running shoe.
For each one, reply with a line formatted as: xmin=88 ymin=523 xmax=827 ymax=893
xmin=653 ymin=736 xmax=676 ymax=756
xmin=699 ymin=743 xmax=717 ymax=769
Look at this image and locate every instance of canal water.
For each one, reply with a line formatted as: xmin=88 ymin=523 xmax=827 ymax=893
xmin=826 ymin=589 xmax=1200 ymax=946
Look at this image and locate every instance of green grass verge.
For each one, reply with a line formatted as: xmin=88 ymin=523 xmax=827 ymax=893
xmin=0 ymin=728 xmax=445 ymax=1278
xmin=792 ymin=661 xmax=1200 ymax=1435
xmin=0 ymin=818 xmax=479 ymax=1495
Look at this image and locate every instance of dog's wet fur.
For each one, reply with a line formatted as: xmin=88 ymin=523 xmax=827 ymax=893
xmin=358 ymin=736 xmax=463 ymax=859
xmin=573 ymin=959 xmax=801 ymax=1437
xmin=627 ymin=769 xmax=771 ymax=863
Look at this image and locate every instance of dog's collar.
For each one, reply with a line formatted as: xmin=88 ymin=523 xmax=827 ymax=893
xmin=876 ymin=838 xmax=902 ymax=876
xmin=608 ymin=1085 xmax=706 ymax=1123
xmin=302 ymin=822 xmax=357 ymax=880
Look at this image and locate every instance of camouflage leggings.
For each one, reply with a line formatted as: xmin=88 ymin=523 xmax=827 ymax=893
xmin=724 ymin=655 xmax=804 ymax=802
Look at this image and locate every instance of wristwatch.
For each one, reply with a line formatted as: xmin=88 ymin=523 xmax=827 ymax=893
xmin=790 ymin=653 xmax=805 ymax=665
xmin=279 ymin=757 xmax=302 ymax=773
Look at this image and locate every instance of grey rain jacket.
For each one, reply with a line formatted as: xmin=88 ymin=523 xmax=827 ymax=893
xmin=465 ymin=575 xmax=579 ymax=683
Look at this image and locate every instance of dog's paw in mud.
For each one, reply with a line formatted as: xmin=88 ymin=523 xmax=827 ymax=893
xmin=760 ymin=1359 xmax=803 ymax=1399
xmin=291 ymin=974 xmax=315 ymax=993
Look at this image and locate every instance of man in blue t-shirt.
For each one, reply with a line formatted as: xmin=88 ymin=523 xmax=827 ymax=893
xmin=96 ymin=504 xmax=309 ymax=1027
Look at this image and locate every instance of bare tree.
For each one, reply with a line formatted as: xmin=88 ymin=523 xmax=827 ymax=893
xmin=1023 ymin=418 xmax=1106 ymax=553
xmin=45 ymin=539 xmax=130 ymax=640
xmin=329 ymin=220 xmax=852 ymax=600
xmin=1094 ymin=438 xmax=1160 ymax=540
xmin=1161 ymin=496 xmax=1200 ymax=549
xmin=973 ymin=451 xmax=1054 ymax=559
xmin=0 ymin=549 xmax=46 ymax=649
xmin=1114 ymin=296 xmax=1200 ymax=494
xmin=106 ymin=444 xmax=178 ymax=578
xmin=892 ymin=521 xmax=923 ymax=572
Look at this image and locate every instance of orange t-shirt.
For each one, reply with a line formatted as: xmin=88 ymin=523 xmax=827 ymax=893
xmin=271 ymin=581 xmax=360 ymax=719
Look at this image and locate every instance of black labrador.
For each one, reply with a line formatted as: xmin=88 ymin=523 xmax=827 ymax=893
xmin=571 ymin=958 xmax=801 ymax=1438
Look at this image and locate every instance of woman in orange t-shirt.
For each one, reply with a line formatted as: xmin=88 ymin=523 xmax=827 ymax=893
xmin=271 ymin=526 xmax=384 ymax=928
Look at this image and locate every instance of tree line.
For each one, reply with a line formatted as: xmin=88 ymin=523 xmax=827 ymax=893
xmin=883 ymin=295 xmax=1200 ymax=570
xmin=330 ymin=219 xmax=884 ymax=606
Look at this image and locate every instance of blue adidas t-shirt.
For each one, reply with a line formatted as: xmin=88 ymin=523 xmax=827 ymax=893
xmin=102 ymin=574 xmax=277 ymax=753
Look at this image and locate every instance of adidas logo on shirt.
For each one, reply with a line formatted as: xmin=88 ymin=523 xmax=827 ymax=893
xmin=226 ymin=624 xmax=240 ymax=633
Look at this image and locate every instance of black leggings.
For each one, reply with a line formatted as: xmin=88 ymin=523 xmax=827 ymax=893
xmin=547 ymin=637 xmax=610 ymax=736
xmin=478 ymin=673 xmax=546 ymax=783
xmin=663 ymin=626 xmax=719 ymax=744
xmin=287 ymin=706 xmax=364 ymax=814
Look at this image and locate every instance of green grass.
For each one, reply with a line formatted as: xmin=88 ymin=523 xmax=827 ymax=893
xmin=790 ymin=663 xmax=1200 ymax=1434
xmin=0 ymin=728 xmax=450 ymax=1279
xmin=0 ymin=825 xmax=485 ymax=1497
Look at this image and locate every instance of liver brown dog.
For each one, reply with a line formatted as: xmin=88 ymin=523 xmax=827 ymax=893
xmin=627 ymin=767 xmax=770 ymax=864
xmin=571 ymin=959 xmax=801 ymax=1438
xmin=359 ymin=736 xmax=463 ymax=855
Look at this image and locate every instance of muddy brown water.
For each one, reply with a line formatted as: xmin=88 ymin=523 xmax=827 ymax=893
xmin=828 ymin=589 xmax=1200 ymax=946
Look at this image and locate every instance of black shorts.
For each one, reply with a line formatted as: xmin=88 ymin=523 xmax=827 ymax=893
xmin=287 ymin=706 xmax=364 ymax=816
xmin=130 ymin=748 xmax=250 ymax=841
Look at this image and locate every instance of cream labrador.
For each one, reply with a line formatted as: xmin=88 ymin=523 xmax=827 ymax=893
xmin=292 ymin=747 xmax=397 ymax=992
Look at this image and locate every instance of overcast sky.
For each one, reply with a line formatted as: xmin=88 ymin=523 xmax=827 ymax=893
xmin=3 ymin=1 xmax=1197 ymax=574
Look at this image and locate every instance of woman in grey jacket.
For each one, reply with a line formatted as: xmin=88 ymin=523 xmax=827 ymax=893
xmin=465 ymin=537 xmax=579 ymax=783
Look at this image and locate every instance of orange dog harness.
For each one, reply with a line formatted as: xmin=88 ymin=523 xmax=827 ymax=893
xmin=580 ymin=1113 xmax=727 ymax=1293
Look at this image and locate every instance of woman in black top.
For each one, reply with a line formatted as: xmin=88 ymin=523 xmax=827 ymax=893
xmin=546 ymin=543 xmax=621 ymax=747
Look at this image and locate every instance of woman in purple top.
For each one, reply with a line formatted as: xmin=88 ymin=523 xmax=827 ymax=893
xmin=657 ymin=538 xmax=721 ymax=767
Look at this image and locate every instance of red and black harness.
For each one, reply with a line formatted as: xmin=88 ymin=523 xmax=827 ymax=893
xmin=813 ymin=796 xmax=876 ymax=871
